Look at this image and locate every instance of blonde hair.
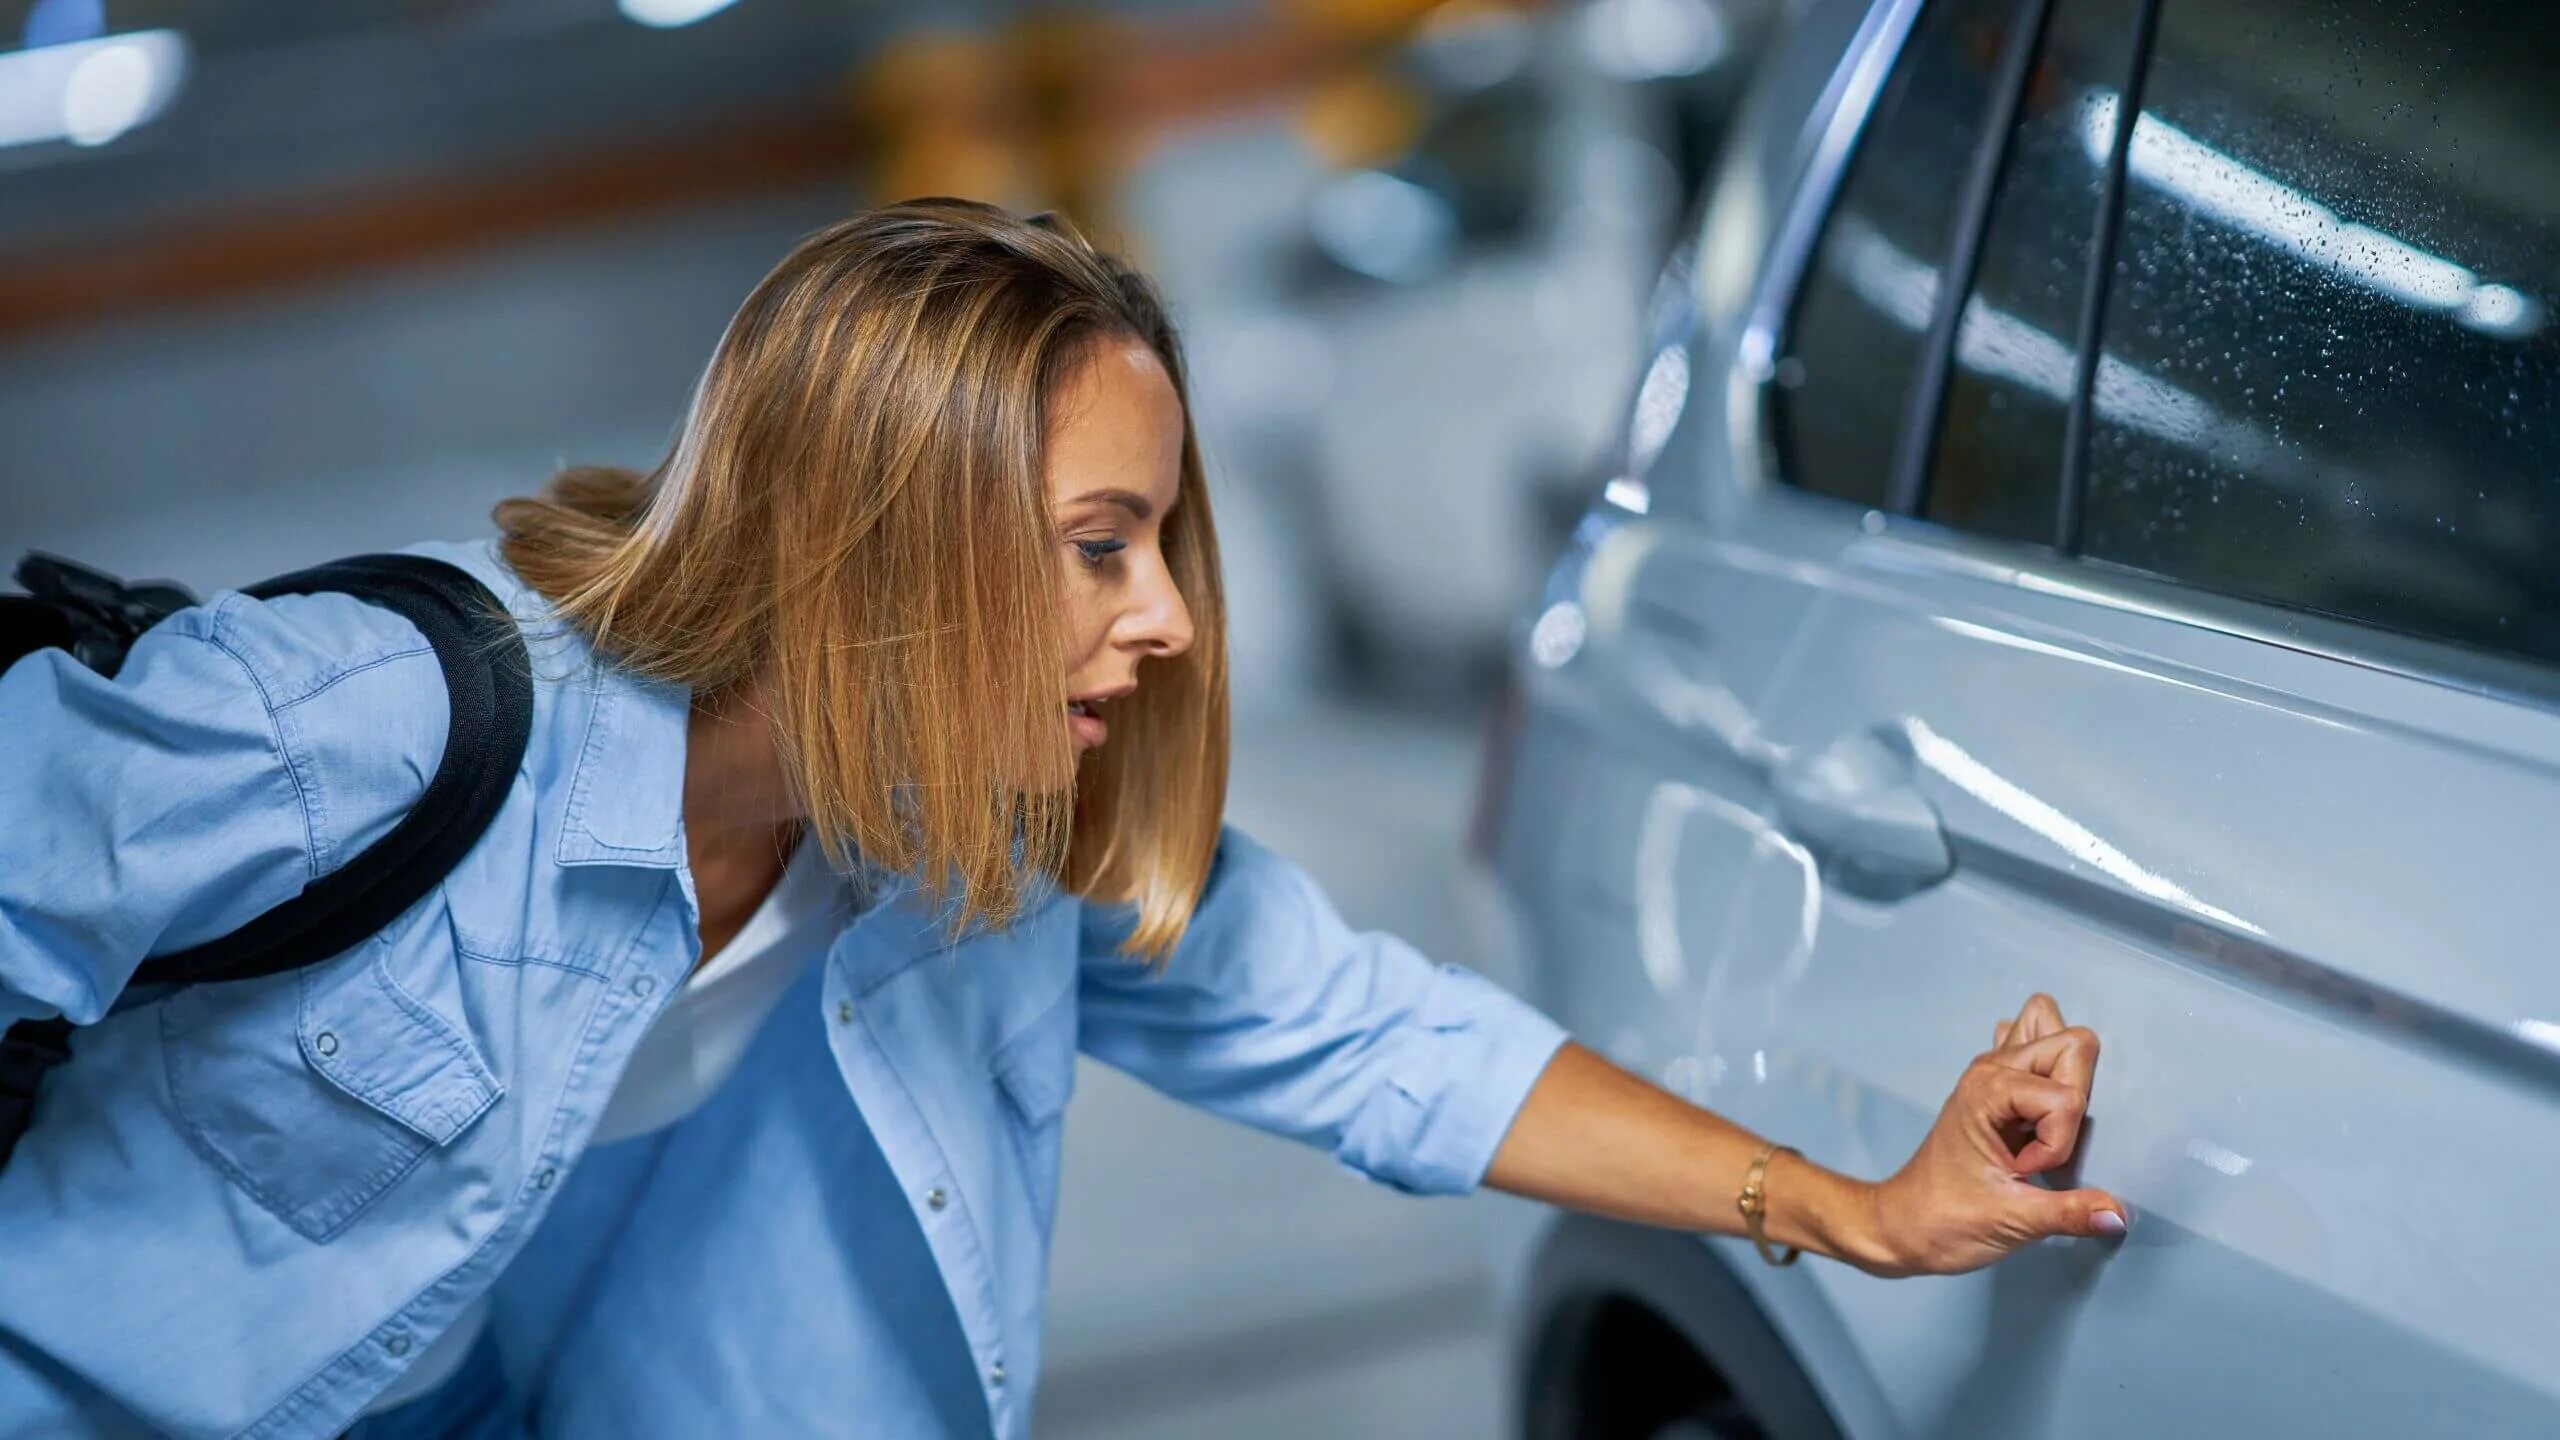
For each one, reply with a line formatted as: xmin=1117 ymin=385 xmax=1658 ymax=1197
xmin=496 ymin=199 xmax=1228 ymax=955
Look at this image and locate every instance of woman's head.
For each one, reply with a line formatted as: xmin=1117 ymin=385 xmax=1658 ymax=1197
xmin=497 ymin=198 xmax=1227 ymax=955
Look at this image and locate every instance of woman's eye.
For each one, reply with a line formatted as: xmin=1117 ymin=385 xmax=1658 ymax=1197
xmin=1073 ymin=538 xmax=1126 ymax=568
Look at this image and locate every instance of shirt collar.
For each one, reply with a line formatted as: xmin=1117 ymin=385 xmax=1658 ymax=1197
xmin=556 ymin=666 xmax=692 ymax=869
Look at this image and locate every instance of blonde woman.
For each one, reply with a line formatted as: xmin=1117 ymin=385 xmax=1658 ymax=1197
xmin=0 ymin=201 xmax=2124 ymax=1440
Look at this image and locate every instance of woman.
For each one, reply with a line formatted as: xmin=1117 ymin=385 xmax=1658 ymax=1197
xmin=0 ymin=201 xmax=2122 ymax=1439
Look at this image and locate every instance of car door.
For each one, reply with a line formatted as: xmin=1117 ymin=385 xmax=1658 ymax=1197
xmin=1679 ymin=0 xmax=2560 ymax=1435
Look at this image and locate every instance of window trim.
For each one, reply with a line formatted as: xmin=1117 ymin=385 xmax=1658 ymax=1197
xmin=1727 ymin=0 xmax=2560 ymax=715
xmin=1890 ymin=0 xmax=2058 ymax=517
xmin=2055 ymin=0 xmax=2164 ymax=553
xmin=1732 ymin=0 xmax=1930 ymax=397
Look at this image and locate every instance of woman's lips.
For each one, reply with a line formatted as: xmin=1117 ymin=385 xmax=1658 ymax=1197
xmin=1068 ymin=700 xmax=1107 ymax=749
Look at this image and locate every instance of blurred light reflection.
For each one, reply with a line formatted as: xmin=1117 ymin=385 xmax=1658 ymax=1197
xmin=1827 ymin=215 xmax=2288 ymax=473
xmin=0 ymin=28 xmax=187 ymax=150
xmin=1528 ymin=600 xmax=1588 ymax=668
xmin=2514 ymin=1019 xmax=2560 ymax=1054
xmin=1625 ymin=342 xmax=1690 ymax=473
xmin=1307 ymin=170 xmax=1456 ymax=283
xmin=1412 ymin=5 xmax=1534 ymax=90
xmin=618 ymin=0 xmax=742 ymax=30
xmin=1906 ymin=717 xmax=2263 ymax=936
xmin=2083 ymin=93 xmax=2544 ymax=338
xmin=2186 ymin=1136 xmax=2255 ymax=1177
xmin=1581 ymin=0 xmax=1730 ymax=81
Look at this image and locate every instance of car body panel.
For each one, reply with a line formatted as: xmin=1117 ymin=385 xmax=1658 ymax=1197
xmin=1484 ymin=0 xmax=2560 ymax=1433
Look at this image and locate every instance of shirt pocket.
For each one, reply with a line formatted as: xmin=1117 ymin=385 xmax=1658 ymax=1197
xmin=989 ymin=985 xmax=1077 ymax=1231
xmin=160 ymin=938 xmax=503 ymax=1243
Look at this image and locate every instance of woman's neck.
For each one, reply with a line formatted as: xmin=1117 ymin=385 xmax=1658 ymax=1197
xmin=682 ymin=684 xmax=804 ymax=963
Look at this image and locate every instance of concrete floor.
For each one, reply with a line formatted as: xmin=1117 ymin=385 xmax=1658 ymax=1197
xmin=1045 ymin=1317 xmax=1502 ymax=1440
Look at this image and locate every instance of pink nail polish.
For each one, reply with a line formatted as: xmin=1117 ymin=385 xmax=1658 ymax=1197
xmin=2092 ymin=1210 xmax=2128 ymax=1236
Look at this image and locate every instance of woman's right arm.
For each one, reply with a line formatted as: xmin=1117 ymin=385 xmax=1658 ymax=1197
xmin=0 ymin=599 xmax=320 ymax=1027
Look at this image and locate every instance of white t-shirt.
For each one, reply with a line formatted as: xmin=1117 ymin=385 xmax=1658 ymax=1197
xmin=368 ymin=837 xmax=847 ymax=1415
xmin=592 ymin=834 xmax=846 ymax=1144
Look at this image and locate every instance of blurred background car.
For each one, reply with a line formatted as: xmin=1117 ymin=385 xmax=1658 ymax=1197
xmin=1476 ymin=0 xmax=2560 ymax=1434
xmin=1141 ymin=0 xmax=1783 ymax=698
xmin=0 ymin=0 xmax=1777 ymax=1435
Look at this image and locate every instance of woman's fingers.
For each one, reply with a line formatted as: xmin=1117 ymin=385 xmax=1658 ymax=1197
xmin=1977 ymin=1020 xmax=2101 ymax=1167
xmin=2005 ymin=992 xmax=2067 ymax=1048
xmin=2008 ymin=1182 xmax=2131 ymax=1240
xmin=1877 ymin=1020 xmax=2128 ymax=1274
xmin=1975 ymin=1064 xmax=2087 ymax=1174
xmin=1991 ymin=1025 xmax=2100 ymax=1091
xmin=1991 ymin=993 xmax=2064 ymax=1053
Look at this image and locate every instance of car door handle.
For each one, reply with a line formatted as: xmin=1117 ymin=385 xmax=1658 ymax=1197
xmin=1773 ymin=726 xmax=1955 ymax=900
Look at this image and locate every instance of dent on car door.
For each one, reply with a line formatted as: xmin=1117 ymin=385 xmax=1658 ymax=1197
xmin=1718 ymin=0 xmax=2560 ymax=1435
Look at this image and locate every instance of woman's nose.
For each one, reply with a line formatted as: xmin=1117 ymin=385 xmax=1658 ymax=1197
xmin=1123 ymin=565 xmax=1194 ymax=659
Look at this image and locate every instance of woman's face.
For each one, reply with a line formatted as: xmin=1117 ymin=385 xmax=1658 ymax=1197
xmin=1047 ymin=336 xmax=1195 ymax=755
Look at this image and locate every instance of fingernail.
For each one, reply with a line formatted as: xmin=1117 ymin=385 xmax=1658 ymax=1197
xmin=2091 ymin=1210 xmax=2128 ymax=1236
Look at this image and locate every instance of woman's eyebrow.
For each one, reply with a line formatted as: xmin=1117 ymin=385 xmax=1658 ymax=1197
xmin=1067 ymin=488 xmax=1153 ymax=520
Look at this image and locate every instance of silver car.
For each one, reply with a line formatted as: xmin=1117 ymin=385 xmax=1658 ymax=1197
xmin=1472 ymin=0 xmax=2560 ymax=1434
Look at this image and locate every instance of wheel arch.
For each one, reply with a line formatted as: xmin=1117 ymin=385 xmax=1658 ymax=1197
xmin=1515 ymin=1215 xmax=1848 ymax=1440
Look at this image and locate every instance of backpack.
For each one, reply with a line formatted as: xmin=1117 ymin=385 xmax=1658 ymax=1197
xmin=0 ymin=552 xmax=535 ymax=1169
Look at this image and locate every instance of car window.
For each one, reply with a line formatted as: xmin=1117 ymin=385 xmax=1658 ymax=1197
xmin=1922 ymin=0 xmax=2147 ymax=545
xmin=2083 ymin=0 xmax=2560 ymax=666
xmin=1773 ymin=0 xmax=2023 ymax=510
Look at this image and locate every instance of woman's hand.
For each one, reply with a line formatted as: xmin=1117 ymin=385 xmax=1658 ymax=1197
xmin=1861 ymin=993 xmax=2128 ymax=1277
xmin=1484 ymin=994 xmax=2126 ymax=1278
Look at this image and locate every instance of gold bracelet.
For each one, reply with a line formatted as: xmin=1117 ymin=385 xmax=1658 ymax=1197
xmin=1736 ymin=1141 xmax=1803 ymax=1268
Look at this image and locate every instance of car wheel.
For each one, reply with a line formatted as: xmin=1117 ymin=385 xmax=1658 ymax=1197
xmin=1649 ymin=1395 xmax=1769 ymax=1440
xmin=1520 ymin=1219 xmax=1845 ymax=1440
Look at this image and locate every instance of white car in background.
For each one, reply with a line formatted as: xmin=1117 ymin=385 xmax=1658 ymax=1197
xmin=1130 ymin=0 xmax=1775 ymax=698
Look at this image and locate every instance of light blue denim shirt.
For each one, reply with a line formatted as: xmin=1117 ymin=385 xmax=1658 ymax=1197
xmin=0 ymin=541 xmax=1568 ymax=1440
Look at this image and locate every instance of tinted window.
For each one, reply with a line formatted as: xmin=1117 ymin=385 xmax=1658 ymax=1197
xmin=1775 ymin=0 xmax=2022 ymax=509
xmin=2085 ymin=0 xmax=2560 ymax=665
xmin=1923 ymin=0 xmax=2146 ymax=544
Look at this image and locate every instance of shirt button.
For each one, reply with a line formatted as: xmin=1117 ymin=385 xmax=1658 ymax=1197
xmin=631 ymin=975 xmax=657 ymax=999
xmin=534 ymin=1166 xmax=557 ymax=1191
xmin=835 ymin=1000 xmax=856 ymax=1025
xmin=925 ymin=1188 xmax=948 ymax=1212
xmin=313 ymin=1031 xmax=340 ymax=1058
xmin=988 ymin=1363 xmax=1006 ymax=1386
xmin=384 ymin=1332 xmax=413 ymax=1358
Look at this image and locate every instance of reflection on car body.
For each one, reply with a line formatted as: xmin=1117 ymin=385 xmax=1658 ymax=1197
xmin=1479 ymin=0 xmax=2560 ymax=1435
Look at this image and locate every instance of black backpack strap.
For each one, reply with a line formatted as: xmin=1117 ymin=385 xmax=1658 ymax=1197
xmin=0 ymin=1017 xmax=72 ymax=1166
xmin=132 ymin=554 xmax=535 ymax=987
xmin=3 ymin=553 xmax=199 ymax=677
xmin=2 ymin=555 xmax=533 ymax=1165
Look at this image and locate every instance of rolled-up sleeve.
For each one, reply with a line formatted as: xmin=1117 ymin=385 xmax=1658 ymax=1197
xmin=1077 ymin=827 xmax=1568 ymax=1195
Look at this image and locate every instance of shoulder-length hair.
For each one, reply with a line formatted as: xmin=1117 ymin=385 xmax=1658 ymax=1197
xmin=495 ymin=198 xmax=1227 ymax=956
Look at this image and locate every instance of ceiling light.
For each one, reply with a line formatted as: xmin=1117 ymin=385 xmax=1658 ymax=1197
xmin=619 ymin=0 xmax=743 ymax=29
xmin=0 ymin=29 xmax=188 ymax=151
